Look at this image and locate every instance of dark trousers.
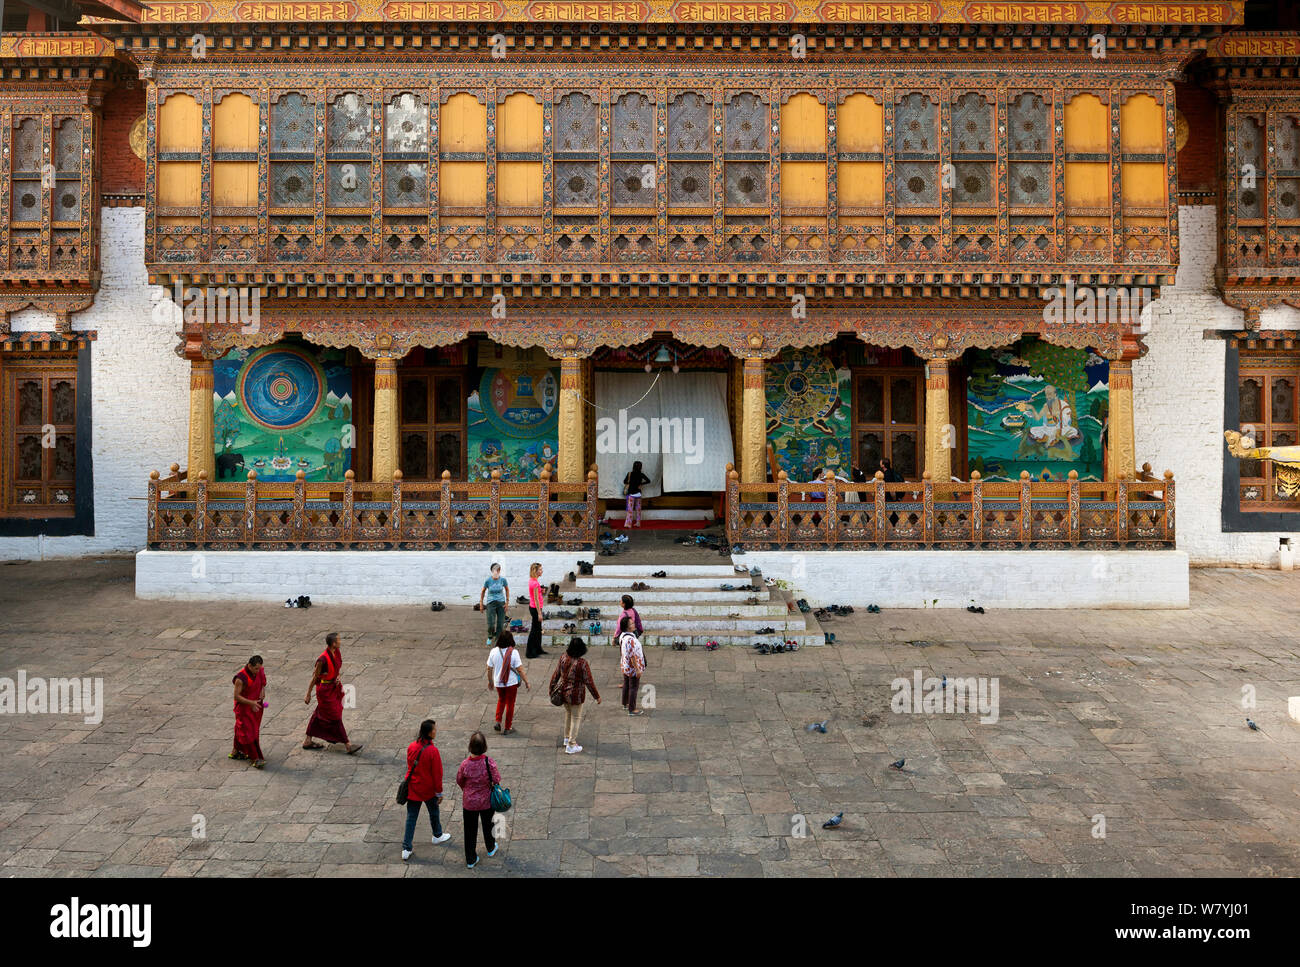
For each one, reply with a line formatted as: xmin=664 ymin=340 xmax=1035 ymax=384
xmin=526 ymin=607 xmax=543 ymax=658
xmin=621 ymin=674 xmax=640 ymax=712
xmin=485 ymin=600 xmax=506 ymax=641
xmin=463 ymin=807 xmax=496 ymax=865
xmin=403 ymin=798 xmax=442 ymax=851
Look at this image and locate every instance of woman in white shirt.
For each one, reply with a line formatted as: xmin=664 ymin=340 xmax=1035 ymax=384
xmin=485 ymin=631 xmax=530 ymax=736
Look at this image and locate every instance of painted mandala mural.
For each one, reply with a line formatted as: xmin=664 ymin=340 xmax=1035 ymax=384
xmin=214 ymin=343 xmax=353 ymax=483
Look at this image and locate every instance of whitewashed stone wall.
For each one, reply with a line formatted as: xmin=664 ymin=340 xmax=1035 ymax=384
xmin=1 ymin=208 xmax=187 ymax=559
xmin=137 ymin=550 xmax=583 ymax=604
xmin=1135 ymin=205 xmax=1299 ymax=567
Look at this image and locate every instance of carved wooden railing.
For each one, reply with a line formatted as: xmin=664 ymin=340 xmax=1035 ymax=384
xmin=147 ymin=465 xmax=599 ymax=551
xmin=726 ymin=466 xmax=1175 ymax=550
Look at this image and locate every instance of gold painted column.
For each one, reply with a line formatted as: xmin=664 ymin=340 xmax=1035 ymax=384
xmin=1108 ymin=358 xmax=1136 ymax=480
xmin=372 ymin=357 xmax=399 ymax=482
xmin=559 ymin=355 xmax=584 ymax=483
xmin=741 ymin=356 xmax=766 ymax=484
xmin=187 ymin=358 xmax=216 ymax=481
xmin=924 ymin=356 xmax=953 ymax=486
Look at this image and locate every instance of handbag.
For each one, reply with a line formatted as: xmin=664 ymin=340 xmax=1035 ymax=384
xmin=548 ymin=656 xmax=567 ymax=707
xmin=395 ymin=742 xmax=426 ymax=805
xmin=486 ymin=756 xmax=512 ymax=813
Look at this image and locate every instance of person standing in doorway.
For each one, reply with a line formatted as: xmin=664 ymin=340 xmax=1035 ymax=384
xmin=617 ymin=616 xmax=646 ymax=717
xmin=401 ymin=719 xmax=450 ymax=861
xmin=231 ymin=655 xmax=267 ymax=769
xmin=550 ymin=637 xmax=601 ymax=754
xmin=623 ymin=460 xmax=651 ymax=528
xmin=487 ymin=630 xmax=530 ymax=735
xmin=455 ymin=731 xmax=501 ymax=869
xmin=302 ymin=632 xmax=363 ymax=755
xmin=880 ymin=457 xmax=904 ymax=529
xmin=526 ymin=562 xmax=548 ymax=659
xmin=479 ymin=563 xmax=509 ymax=648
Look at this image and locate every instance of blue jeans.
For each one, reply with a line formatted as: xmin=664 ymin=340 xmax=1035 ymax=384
xmin=403 ymin=798 xmax=443 ymax=851
xmin=485 ymin=600 xmax=506 ymax=641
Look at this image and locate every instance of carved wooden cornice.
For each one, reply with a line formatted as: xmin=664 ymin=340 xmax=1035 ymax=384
xmin=178 ymin=301 xmax=1136 ymax=359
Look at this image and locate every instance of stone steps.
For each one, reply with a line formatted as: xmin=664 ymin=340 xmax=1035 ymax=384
xmin=530 ymin=561 xmax=824 ymax=647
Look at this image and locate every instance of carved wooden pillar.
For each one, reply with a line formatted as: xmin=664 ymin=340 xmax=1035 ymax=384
xmin=372 ymin=357 xmax=399 ymax=483
xmin=923 ymin=356 xmax=954 ymax=487
xmin=1108 ymin=358 xmax=1136 ymax=481
xmin=741 ymin=356 xmax=766 ymax=484
xmin=559 ymin=355 xmax=584 ymax=483
xmin=187 ymin=358 xmax=216 ymax=482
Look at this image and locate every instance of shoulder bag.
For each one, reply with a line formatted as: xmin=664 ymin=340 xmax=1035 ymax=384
xmin=549 ymin=656 xmax=567 ymax=707
xmin=395 ymin=742 xmax=426 ymax=805
xmin=486 ymin=756 xmax=512 ymax=813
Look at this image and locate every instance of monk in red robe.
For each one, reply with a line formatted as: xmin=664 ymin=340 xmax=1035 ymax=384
xmin=303 ymin=632 xmax=363 ymax=754
xmin=231 ymin=655 xmax=267 ymax=769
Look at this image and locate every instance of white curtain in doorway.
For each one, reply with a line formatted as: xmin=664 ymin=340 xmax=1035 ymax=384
xmin=593 ymin=371 xmax=735 ymax=498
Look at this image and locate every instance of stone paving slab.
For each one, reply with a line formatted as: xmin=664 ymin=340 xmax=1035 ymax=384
xmin=0 ymin=557 xmax=1298 ymax=877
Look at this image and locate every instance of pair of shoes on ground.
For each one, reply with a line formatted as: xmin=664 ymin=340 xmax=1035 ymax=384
xmin=704 ymin=640 xmax=719 ymax=651
xmin=465 ymin=842 xmax=499 ymax=868
xmin=966 ymin=605 xmax=985 ymax=614
xmin=577 ymin=561 xmax=593 ymax=575
xmin=796 ymin=598 xmax=811 ymax=612
xmin=734 ymin=564 xmax=749 ymax=573
xmin=652 ymin=570 xmax=667 ymax=578
xmin=566 ymin=596 xmax=583 ymax=605
xmin=630 ymin=581 xmax=651 ymax=591
xmin=867 ymin=604 xmax=881 ymax=614
xmin=757 ymin=626 xmax=775 ymax=634
xmin=671 ymin=640 xmax=688 ymax=651
xmin=561 ymin=622 xmax=578 ymax=633
xmin=402 ymin=831 xmax=453 ymax=861
xmin=284 ymin=595 xmax=312 ymax=609
xmin=430 ymin=601 xmax=445 ymax=611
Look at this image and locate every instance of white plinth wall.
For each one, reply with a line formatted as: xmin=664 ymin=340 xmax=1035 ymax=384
xmin=136 ymin=549 xmax=1189 ymax=609
xmin=742 ymin=550 xmax=1189 ymax=610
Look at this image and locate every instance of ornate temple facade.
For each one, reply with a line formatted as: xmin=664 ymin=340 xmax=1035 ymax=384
xmin=0 ymin=0 xmax=1296 ymax=569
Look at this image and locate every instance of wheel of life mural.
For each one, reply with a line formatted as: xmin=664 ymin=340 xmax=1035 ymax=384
xmin=765 ymin=349 xmax=842 ymax=435
xmin=478 ymin=367 xmax=560 ymax=438
xmin=237 ymin=346 xmax=326 ymax=432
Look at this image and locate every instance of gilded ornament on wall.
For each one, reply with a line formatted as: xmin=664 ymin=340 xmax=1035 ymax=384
xmin=129 ymin=115 xmax=147 ymax=161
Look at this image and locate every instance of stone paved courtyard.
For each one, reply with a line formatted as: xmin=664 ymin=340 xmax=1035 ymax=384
xmin=1 ymin=556 xmax=1298 ymax=878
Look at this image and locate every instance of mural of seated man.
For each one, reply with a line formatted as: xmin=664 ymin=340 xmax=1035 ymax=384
xmin=1014 ymin=384 xmax=1081 ymax=460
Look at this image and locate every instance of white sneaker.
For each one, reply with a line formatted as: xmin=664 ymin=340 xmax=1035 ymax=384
xmin=566 ymin=743 xmax=583 ymax=754
xmin=433 ymin=832 xmax=451 ymax=845
xmin=402 ymin=849 xmax=412 ymax=861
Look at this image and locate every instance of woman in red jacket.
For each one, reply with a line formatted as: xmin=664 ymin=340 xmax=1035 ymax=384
xmin=401 ymin=719 xmax=450 ymax=861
